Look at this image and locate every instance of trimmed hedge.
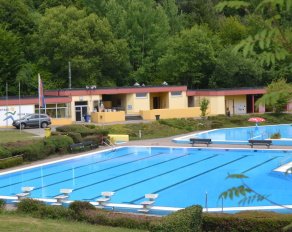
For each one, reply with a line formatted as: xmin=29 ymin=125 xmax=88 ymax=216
xmin=44 ymin=135 xmax=74 ymax=154
xmin=0 ymin=146 xmax=11 ymax=159
xmin=56 ymin=124 xmax=97 ymax=137
xmin=150 ymin=205 xmax=202 ymax=232
xmin=0 ymin=155 xmax=23 ymax=169
xmin=202 ymin=211 xmax=292 ymax=232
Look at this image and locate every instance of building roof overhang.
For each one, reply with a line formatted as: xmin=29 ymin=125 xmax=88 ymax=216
xmin=45 ymin=85 xmax=187 ymax=96
xmin=187 ymin=87 xmax=266 ymax=96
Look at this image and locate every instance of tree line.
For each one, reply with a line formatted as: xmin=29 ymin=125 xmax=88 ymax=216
xmin=0 ymin=0 xmax=291 ymax=96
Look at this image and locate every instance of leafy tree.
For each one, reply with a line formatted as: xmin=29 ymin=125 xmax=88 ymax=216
xmin=216 ymin=0 xmax=292 ymax=66
xmin=210 ymin=47 xmax=263 ymax=88
xmin=158 ymin=25 xmax=220 ymax=88
xmin=30 ymin=6 xmax=130 ymax=88
xmin=256 ymin=78 xmax=292 ymax=113
xmin=0 ymin=26 xmax=24 ymax=95
xmin=105 ymin=0 xmax=170 ymax=84
xmin=200 ymin=98 xmax=210 ymax=117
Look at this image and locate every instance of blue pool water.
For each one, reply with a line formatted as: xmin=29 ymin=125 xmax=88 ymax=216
xmin=173 ymin=124 xmax=292 ymax=146
xmin=0 ymin=146 xmax=291 ymax=214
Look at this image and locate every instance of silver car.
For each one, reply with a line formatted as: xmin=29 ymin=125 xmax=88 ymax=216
xmin=12 ymin=114 xmax=51 ymax=129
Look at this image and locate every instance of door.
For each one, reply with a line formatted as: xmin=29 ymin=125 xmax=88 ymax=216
xmin=153 ymin=97 xmax=160 ymax=109
xmin=75 ymin=101 xmax=88 ymax=122
xmin=226 ymin=99 xmax=234 ymax=115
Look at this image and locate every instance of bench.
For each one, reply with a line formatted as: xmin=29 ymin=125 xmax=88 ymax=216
xmin=82 ymin=140 xmax=99 ymax=150
xmin=248 ymin=139 xmax=272 ymax=148
xmin=69 ymin=143 xmax=85 ymax=153
xmin=190 ymin=138 xmax=212 ymax=147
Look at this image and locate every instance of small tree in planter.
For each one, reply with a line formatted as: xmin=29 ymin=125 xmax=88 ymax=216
xmin=200 ymin=98 xmax=210 ymax=118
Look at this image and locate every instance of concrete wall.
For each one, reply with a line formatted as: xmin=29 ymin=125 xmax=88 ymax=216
xmin=91 ymin=111 xmax=125 ymax=123
xmin=126 ymin=93 xmax=150 ymax=115
xmin=168 ymin=91 xmax=187 ymax=109
xmin=51 ymin=118 xmax=72 ymax=125
xmin=140 ymin=108 xmax=201 ymax=120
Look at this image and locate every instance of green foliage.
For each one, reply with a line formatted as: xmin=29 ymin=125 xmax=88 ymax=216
xmin=200 ymin=98 xmax=209 ymax=117
xmin=203 ymin=211 xmax=292 ymax=232
xmin=270 ymin=132 xmax=281 ymax=139
xmin=0 ymin=146 xmax=11 ymax=159
xmin=56 ymin=124 xmax=98 ymax=137
xmin=36 ymin=205 xmax=74 ymax=220
xmin=0 ymin=155 xmax=23 ymax=169
xmin=17 ymin=199 xmax=46 ymax=214
xmin=0 ymin=199 xmax=5 ymax=211
xmin=256 ymin=78 xmax=292 ymax=113
xmin=69 ymin=201 xmax=96 ymax=220
xmin=44 ymin=135 xmax=74 ymax=154
xmin=149 ymin=205 xmax=202 ymax=232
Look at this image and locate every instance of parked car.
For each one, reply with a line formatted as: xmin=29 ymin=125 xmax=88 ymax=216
xmin=12 ymin=114 xmax=51 ymax=129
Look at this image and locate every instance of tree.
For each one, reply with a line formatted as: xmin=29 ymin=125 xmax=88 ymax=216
xmin=200 ymin=98 xmax=210 ymax=117
xmin=256 ymin=78 xmax=292 ymax=113
xmin=30 ymin=6 xmax=130 ymax=88
xmin=105 ymin=0 xmax=170 ymax=84
xmin=158 ymin=25 xmax=220 ymax=88
xmin=0 ymin=26 xmax=24 ymax=95
xmin=216 ymin=0 xmax=292 ymax=66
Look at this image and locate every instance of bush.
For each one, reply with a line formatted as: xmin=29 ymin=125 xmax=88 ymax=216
xmin=56 ymin=125 xmax=97 ymax=137
xmin=44 ymin=135 xmax=73 ymax=154
xmin=202 ymin=211 xmax=292 ymax=232
xmin=0 ymin=199 xmax=5 ymax=211
xmin=11 ymin=141 xmax=50 ymax=161
xmin=0 ymin=155 xmax=23 ymax=169
xmin=82 ymin=209 xmax=156 ymax=230
xmin=150 ymin=205 xmax=202 ymax=232
xmin=69 ymin=201 xmax=96 ymax=219
xmin=17 ymin=199 xmax=45 ymax=213
xmin=82 ymin=135 xmax=100 ymax=145
xmin=37 ymin=205 xmax=73 ymax=220
xmin=0 ymin=146 xmax=11 ymax=159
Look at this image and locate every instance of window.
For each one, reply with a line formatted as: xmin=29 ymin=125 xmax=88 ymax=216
xmin=136 ymin=93 xmax=147 ymax=98
xmin=35 ymin=103 xmax=70 ymax=118
xmin=171 ymin=91 xmax=182 ymax=96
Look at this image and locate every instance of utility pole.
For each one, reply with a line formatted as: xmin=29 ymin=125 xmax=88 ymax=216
xmin=68 ymin=61 xmax=71 ymax=89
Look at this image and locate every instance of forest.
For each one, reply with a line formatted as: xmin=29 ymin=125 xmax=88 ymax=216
xmin=0 ymin=0 xmax=291 ymax=96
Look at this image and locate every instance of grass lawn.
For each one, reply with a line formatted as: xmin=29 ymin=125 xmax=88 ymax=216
xmin=0 ymin=213 xmax=147 ymax=232
xmin=0 ymin=130 xmax=37 ymax=144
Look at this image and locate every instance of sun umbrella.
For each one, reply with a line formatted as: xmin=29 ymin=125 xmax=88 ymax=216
xmin=248 ymin=117 xmax=265 ymax=127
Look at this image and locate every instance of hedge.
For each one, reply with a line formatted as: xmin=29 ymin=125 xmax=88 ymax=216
xmin=56 ymin=124 xmax=97 ymax=137
xmin=149 ymin=205 xmax=202 ymax=232
xmin=202 ymin=211 xmax=292 ymax=232
xmin=0 ymin=155 xmax=23 ymax=169
xmin=44 ymin=135 xmax=74 ymax=154
xmin=0 ymin=146 xmax=11 ymax=159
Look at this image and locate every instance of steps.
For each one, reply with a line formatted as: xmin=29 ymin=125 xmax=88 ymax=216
xmin=125 ymin=115 xmax=143 ymax=121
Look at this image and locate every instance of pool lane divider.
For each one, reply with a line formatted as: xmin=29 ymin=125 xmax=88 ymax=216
xmin=31 ymin=152 xmax=169 ymax=194
xmin=129 ymin=155 xmax=249 ymax=204
xmin=0 ymin=152 xmax=138 ymax=189
xmin=242 ymin=156 xmax=281 ymax=174
xmin=88 ymin=154 xmax=220 ymax=201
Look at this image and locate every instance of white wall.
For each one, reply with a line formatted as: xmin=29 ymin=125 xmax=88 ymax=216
xmin=0 ymin=105 xmax=34 ymax=126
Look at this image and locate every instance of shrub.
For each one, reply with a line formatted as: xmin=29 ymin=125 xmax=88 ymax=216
xmin=82 ymin=209 xmax=156 ymax=230
xmin=0 ymin=155 xmax=23 ymax=169
xmin=0 ymin=199 xmax=5 ymax=211
xmin=69 ymin=201 xmax=96 ymax=219
xmin=0 ymin=146 xmax=11 ymax=159
xmin=37 ymin=205 xmax=73 ymax=220
xmin=82 ymin=135 xmax=100 ymax=145
xmin=66 ymin=132 xmax=83 ymax=143
xmin=44 ymin=135 xmax=73 ymax=154
xmin=150 ymin=205 xmax=202 ymax=232
xmin=270 ymin=132 xmax=281 ymax=139
xmin=56 ymin=125 xmax=97 ymax=137
xmin=17 ymin=199 xmax=45 ymax=213
xmin=202 ymin=211 xmax=292 ymax=232
xmin=12 ymin=141 xmax=49 ymax=161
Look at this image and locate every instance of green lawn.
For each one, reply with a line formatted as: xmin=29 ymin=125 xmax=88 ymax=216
xmin=0 ymin=130 xmax=37 ymax=144
xmin=0 ymin=214 xmax=147 ymax=232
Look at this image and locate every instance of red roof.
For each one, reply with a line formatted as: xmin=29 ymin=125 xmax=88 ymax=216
xmin=45 ymin=86 xmax=187 ymax=96
xmin=187 ymin=88 xmax=266 ymax=96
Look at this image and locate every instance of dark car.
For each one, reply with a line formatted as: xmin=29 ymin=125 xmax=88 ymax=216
xmin=12 ymin=114 xmax=51 ymax=129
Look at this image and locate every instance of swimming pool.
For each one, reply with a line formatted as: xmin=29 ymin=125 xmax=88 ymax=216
xmin=173 ymin=124 xmax=292 ymax=146
xmin=0 ymin=146 xmax=291 ymax=214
